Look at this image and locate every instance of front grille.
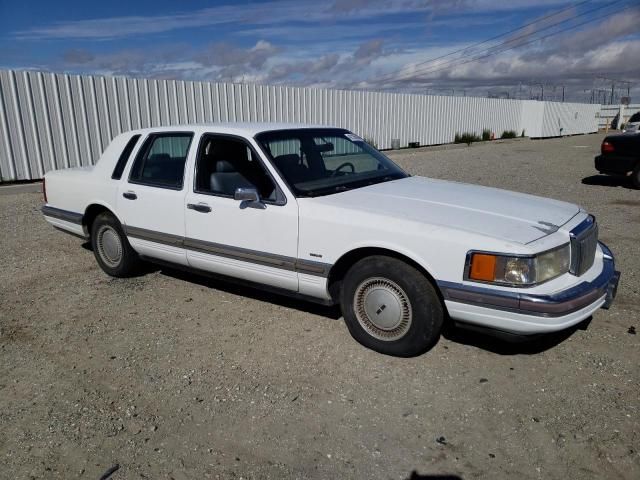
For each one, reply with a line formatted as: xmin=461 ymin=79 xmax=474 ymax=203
xmin=570 ymin=217 xmax=598 ymax=276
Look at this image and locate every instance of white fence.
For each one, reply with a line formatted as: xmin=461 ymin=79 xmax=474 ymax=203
xmin=0 ymin=69 xmax=600 ymax=181
xmin=598 ymin=104 xmax=640 ymax=129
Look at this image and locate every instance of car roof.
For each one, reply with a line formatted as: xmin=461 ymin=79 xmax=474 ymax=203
xmin=127 ymin=122 xmax=343 ymax=137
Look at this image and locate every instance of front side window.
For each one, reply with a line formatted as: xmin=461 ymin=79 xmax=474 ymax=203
xmin=129 ymin=133 xmax=193 ymax=189
xmin=255 ymin=129 xmax=407 ymax=197
xmin=195 ymin=135 xmax=277 ymax=202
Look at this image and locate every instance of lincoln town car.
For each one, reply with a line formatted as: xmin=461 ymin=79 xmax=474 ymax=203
xmin=42 ymin=124 xmax=620 ymax=356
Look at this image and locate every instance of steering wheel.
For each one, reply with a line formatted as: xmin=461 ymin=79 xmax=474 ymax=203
xmin=331 ymin=162 xmax=355 ymax=176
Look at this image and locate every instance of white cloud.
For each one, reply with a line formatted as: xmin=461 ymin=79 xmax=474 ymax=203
xmin=13 ymin=1 xmax=640 ymax=100
xmin=14 ymin=0 xmax=570 ymax=40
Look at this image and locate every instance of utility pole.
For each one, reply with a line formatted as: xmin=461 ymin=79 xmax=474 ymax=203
xmin=610 ymin=82 xmax=615 ymax=105
xmin=562 ymin=85 xmax=565 ymax=102
xmin=598 ymin=76 xmax=633 ymax=105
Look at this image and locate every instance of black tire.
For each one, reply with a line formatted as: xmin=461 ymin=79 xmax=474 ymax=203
xmin=90 ymin=212 xmax=141 ymax=277
xmin=340 ymin=255 xmax=444 ymax=357
xmin=631 ymin=165 xmax=640 ymax=189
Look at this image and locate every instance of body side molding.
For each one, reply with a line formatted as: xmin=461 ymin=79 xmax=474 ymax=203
xmin=123 ymin=225 xmax=332 ymax=278
xmin=41 ymin=205 xmax=84 ymax=225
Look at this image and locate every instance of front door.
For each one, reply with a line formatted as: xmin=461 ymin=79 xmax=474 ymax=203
xmin=117 ymin=131 xmax=194 ymax=266
xmin=184 ymin=134 xmax=299 ymax=291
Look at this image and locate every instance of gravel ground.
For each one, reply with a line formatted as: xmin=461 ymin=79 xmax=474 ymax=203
xmin=1 ymin=133 xmax=638 ymax=480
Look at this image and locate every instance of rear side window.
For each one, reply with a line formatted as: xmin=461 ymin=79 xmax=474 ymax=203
xmin=129 ymin=133 xmax=193 ymax=189
xmin=112 ymin=134 xmax=141 ymax=180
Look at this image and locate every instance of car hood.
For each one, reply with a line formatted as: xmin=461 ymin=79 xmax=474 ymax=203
xmin=314 ymin=176 xmax=581 ymax=245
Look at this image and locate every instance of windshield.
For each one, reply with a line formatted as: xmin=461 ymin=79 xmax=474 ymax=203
xmin=255 ymin=128 xmax=408 ymax=197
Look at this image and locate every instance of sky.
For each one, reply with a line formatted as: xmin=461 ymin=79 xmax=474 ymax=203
xmin=0 ymin=0 xmax=638 ymax=102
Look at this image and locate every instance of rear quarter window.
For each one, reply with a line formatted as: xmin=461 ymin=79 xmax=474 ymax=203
xmin=112 ymin=134 xmax=141 ymax=180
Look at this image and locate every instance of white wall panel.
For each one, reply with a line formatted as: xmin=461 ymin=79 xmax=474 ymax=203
xmin=0 ymin=69 xmax=601 ymax=181
xmin=599 ymin=104 xmax=640 ymax=129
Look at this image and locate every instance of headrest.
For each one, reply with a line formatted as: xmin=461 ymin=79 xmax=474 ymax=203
xmin=273 ymin=154 xmax=300 ymax=166
xmin=215 ymin=160 xmax=237 ymax=173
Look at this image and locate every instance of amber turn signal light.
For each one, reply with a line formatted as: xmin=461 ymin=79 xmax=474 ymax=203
xmin=469 ymin=253 xmax=497 ymax=281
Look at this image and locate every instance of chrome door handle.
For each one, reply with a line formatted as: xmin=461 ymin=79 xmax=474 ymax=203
xmin=187 ymin=203 xmax=212 ymax=213
xmin=122 ymin=191 xmax=137 ymax=200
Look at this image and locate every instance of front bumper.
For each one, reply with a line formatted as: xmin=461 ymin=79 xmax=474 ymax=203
xmin=439 ymin=242 xmax=620 ymax=334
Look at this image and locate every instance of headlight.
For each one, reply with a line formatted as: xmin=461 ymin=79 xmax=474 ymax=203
xmin=466 ymin=244 xmax=570 ymax=286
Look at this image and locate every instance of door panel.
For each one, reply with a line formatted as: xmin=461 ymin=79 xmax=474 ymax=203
xmin=117 ymin=132 xmax=193 ymax=266
xmin=184 ymin=134 xmax=299 ymax=291
xmin=118 ymin=185 xmax=188 ymax=265
xmin=184 ymin=192 xmax=299 ymax=290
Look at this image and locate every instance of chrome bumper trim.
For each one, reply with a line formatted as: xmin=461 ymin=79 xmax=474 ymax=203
xmin=439 ymin=242 xmax=620 ymax=318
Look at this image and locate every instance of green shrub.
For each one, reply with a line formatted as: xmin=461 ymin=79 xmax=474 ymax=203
xmin=454 ymin=132 xmax=481 ymax=146
xmin=481 ymin=128 xmax=491 ymax=141
xmin=500 ymin=130 xmax=518 ymax=139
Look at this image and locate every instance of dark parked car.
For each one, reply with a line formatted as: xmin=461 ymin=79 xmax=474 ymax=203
xmin=623 ymin=111 xmax=640 ymax=133
xmin=595 ymin=134 xmax=640 ymax=188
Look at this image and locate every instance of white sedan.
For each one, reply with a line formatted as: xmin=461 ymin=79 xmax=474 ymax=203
xmin=42 ymin=123 xmax=620 ymax=356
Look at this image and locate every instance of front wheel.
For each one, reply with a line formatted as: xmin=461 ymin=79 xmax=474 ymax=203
xmin=340 ymin=256 xmax=444 ymax=357
xmin=91 ymin=212 xmax=141 ymax=277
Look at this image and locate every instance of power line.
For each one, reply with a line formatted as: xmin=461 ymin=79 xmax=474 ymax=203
xmin=380 ymin=0 xmax=629 ymax=83
xmin=374 ymin=0 xmax=595 ymax=84
xmin=379 ymin=1 xmax=634 ymax=85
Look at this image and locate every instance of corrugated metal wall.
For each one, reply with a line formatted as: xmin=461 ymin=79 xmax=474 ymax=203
xmin=538 ymin=101 xmax=601 ymax=137
xmin=0 ymin=69 xmax=600 ymax=182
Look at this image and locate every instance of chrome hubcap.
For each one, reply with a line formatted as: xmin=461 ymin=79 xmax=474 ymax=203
xmin=354 ymin=277 xmax=412 ymax=341
xmin=97 ymin=225 xmax=123 ymax=268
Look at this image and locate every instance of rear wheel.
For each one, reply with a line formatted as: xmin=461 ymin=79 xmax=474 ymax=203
xmin=631 ymin=164 xmax=640 ymax=189
xmin=91 ymin=212 xmax=141 ymax=277
xmin=340 ymin=256 xmax=443 ymax=357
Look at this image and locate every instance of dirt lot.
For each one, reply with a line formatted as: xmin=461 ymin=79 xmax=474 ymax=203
xmin=1 ymin=133 xmax=638 ymax=480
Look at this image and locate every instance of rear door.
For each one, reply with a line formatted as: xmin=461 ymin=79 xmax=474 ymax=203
xmin=184 ymin=134 xmax=299 ymax=291
xmin=117 ymin=131 xmax=194 ymax=266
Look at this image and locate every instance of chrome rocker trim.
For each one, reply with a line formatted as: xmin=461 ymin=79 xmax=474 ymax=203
xmin=123 ymin=225 xmax=332 ymax=278
xmin=438 ymin=242 xmax=620 ymax=318
xmin=41 ymin=205 xmax=84 ymax=224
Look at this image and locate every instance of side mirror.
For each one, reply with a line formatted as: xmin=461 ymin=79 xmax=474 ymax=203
xmin=234 ymin=187 xmax=259 ymax=202
xmin=234 ymin=187 xmax=266 ymax=209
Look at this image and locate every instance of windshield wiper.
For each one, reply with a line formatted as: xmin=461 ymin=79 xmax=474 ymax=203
xmin=300 ymin=184 xmax=351 ymax=197
xmin=300 ymin=175 xmax=400 ymax=197
xmin=366 ymin=175 xmax=396 ymax=186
